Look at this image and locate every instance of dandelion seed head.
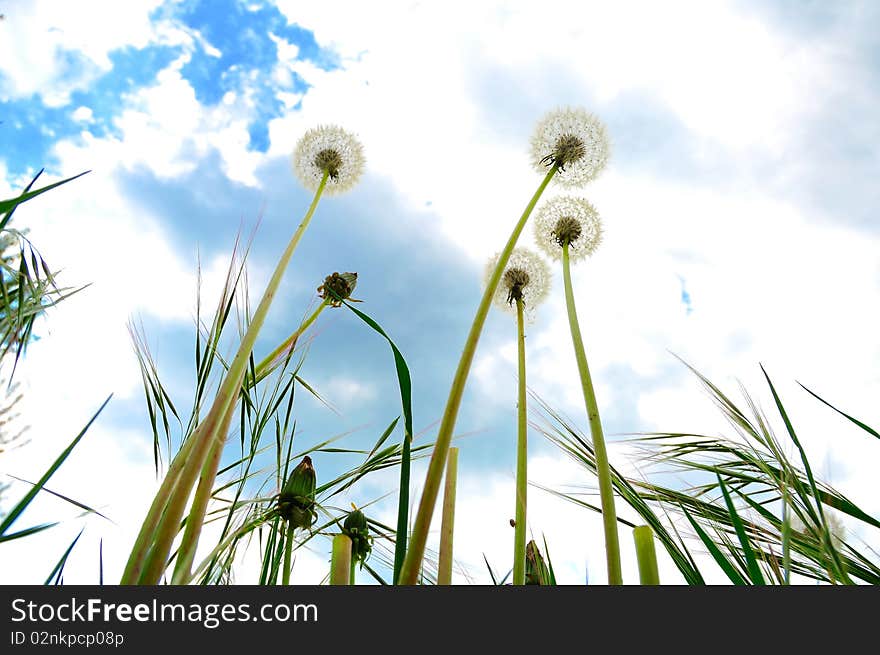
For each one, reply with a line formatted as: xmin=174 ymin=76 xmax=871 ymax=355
xmin=484 ymin=247 xmax=551 ymax=322
xmin=293 ymin=125 xmax=365 ymax=195
xmin=533 ymin=196 xmax=603 ymax=263
xmin=530 ymin=107 xmax=610 ymax=188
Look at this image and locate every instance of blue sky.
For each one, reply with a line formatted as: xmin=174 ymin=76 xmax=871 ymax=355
xmin=1 ymin=0 xmax=879 ymax=585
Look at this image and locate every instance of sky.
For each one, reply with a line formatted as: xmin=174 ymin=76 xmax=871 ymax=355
xmin=0 ymin=0 xmax=879 ymax=585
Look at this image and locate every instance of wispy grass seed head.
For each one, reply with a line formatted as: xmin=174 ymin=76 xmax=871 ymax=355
xmin=533 ymin=196 xmax=603 ymax=262
xmin=485 ymin=247 xmax=551 ymax=321
xmin=293 ymin=125 xmax=365 ymax=195
xmin=530 ymin=108 xmax=610 ymax=188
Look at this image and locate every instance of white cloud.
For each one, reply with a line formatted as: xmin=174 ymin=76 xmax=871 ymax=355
xmin=0 ymin=1 xmax=165 ymax=106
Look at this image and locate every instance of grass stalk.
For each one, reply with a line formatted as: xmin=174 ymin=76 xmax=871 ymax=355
xmin=170 ymin=404 xmax=236 ymax=584
xmin=282 ymin=522 xmax=295 ymax=585
xmin=633 ymin=525 xmax=660 ymax=585
xmin=330 ymin=534 xmax=352 ymax=585
xmin=123 ymin=172 xmax=329 ymax=584
xmin=437 ymin=447 xmax=459 ymax=585
xmin=562 ymin=241 xmax=622 ymax=585
xmin=399 ymin=165 xmax=557 ymax=584
xmin=513 ymin=297 xmax=528 ymax=586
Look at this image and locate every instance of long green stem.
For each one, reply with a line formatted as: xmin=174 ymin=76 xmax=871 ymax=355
xmin=399 ymin=166 xmax=557 ymax=584
xmin=330 ymin=534 xmax=352 ymax=585
xmin=123 ymin=172 xmax=329 ymax=585
xmin=120 ymin=424 xmax=200 ymax=584
xmin=562 ymin=241 xmax=622 ymax=585
xmin=633 ymin=525 xmax=660 ymax=585
xmin=513 ymin=298 xmax=528 ymax=586
xmin=282 ymin=522 xmax=295 ymax=585
xmin=170 ymin=406 xmax=234 ymax=584
xmin=437 ymin=447 xmax=459 ymax=585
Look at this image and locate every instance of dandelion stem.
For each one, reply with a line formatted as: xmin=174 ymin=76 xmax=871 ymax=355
xmin=282 ymin=522 xmax=295 ymax=585
xmin=120 ymin=425 xmax=199 ymax=584
xmin=122 ymin=172 xmax=329 ymax=585
xmin=562 ymin=240 xmax=622 ymax=585
xmin=437 ymin=447 xmax=459 ymax=585
xmin=253 ymin=299 xmax=330 ymax=383
xmin=513 ymin=297 xmax=528 ymax=586
xmin=330 ymin=534 xmax=352 ymax=585
xmin=399 ymin=165 xmax=557 ymax=584
xmin=633 ymin=526 xmax=660 ymax=585
xmin=170 ymin=417 xmax=230 ymax=584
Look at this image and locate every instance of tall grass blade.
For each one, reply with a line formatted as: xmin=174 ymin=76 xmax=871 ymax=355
xmin=0 ymin=170 xmax=91 ymax=225
xmin=340 ymin=299 xmax=413 ymax=584
xmin=0 ymin=395 xmax=111 ymax=538
xmin=45 ymin=529 xmax=84 ymax=585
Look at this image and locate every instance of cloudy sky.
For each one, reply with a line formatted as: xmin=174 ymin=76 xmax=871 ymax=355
xmin=1 ymin=0 xmax=878 ymax=585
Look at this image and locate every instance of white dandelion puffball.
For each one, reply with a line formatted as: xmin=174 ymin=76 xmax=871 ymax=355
xmin=484 ymin=247 xmax=551 ymax=321
xmin=533 ymin=196 xmax=603 ymax=263
xmin=530 ymin=107 xmax=610 ymax=188
xmin=293 ymin=125 xmax=365 ymax=195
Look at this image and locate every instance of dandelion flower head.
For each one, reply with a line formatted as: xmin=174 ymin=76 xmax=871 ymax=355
xmin=293 ymin=125 xmax=365 ymax=195
xmin=533 ymin=196 xmax=602 ymax=263
xmin=484 ymin=247 xmax=551 ymax=321
xmin=530 ymin=107 xmax=610 ymax=188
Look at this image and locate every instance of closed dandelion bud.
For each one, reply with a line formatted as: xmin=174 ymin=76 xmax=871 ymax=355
xmin=341 ymin=506 xmax=373 ymax=566
xmin=279 ymin=456 xmax=317 ymax=530
xmin=525 ymin=540 xmax=551 ymax=586
xmin=317 ymin=271 xmax=358 ymax=307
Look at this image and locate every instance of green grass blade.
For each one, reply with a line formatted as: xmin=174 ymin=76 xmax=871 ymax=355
xmin=761 ymin=365 xmax=850 ymax=583
xmin=0 ymin=523 xmax=59 ymax=543
xmin=341 ymin=299 xmax=413 ymax=584
xmin=0 ymin=170 xmax=91 ymax=226
xmin=0 ymin=395 xmax=111 ymax=537
xmin=5 ymin=475 xmax=112 ymax=522
xmin=716 ymin=474 xmax=765 ymax=584
xmin=798 ymin=382 xmax=879 ymax=440
xmin=682 ymin=507 xmax=748 ymax=585
xmin=45 ymin=529 xmax=84 ymax=585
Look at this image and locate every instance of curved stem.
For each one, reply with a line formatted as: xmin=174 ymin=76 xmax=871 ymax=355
xmin=562 ymin=241 xmax=622 ymax=585
xmin=399 ymin=166 xmax=557 ymax=584
xmin=513 ymin=297 xmax=527 ymax=586
xmin=282 ymin=522 xmax=295 ymax=585
xmin=120 ymin=425 xmax=199 ymax=584
xmin=437 ymin=447 xmax=459 ymax=585
xmin=124 ymin=172 xmax=329 ymax=585
xmin=170 ymin=404 xmax=235 ymax=584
